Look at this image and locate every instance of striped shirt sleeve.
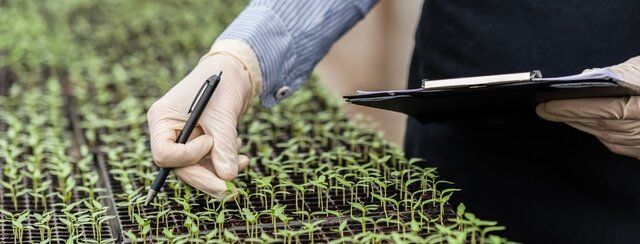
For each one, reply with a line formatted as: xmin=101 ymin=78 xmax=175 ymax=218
xmin=217 ymin=0 xmax=379 ymax=107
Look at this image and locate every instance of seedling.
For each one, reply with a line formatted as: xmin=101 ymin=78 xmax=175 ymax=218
xmin=0 ymin=13 xmax=514 ymax=241
xmin=306 ymin=175 xmax=328 ymax=209
xmin=267 ymin=204 xmax=287 ymax=232
xmin=224 ymin=230 xmax=240 ymax=242
xmin=134 ymin=214 xmax=152 ymax=242
xmin=240 ymin=208 xmax=259 ymax=238
xmin=254 ymin=176 xmax=275 ymax=208
xmin=22 ymin=162 xmax=50 ymax=209
xmin=294 ymin=210 xmax=311 ymax=223
xmin=349 ymin=202 xmax=378 ymax=232
xmin=116 ymin=185 xmax=144 ymax=222
xmin=152 ymin=208 xmax=170 ymax=236
xmin=162 ymin=227 xmax=176 ymax=243
xmin=337 ymin=220 xmax=348 ymax=240
xmin=300 ymin=220 xmax=325 ymax=244
xmin=33 ymin=211 xmax=54 ymax=242
xmin=84 ymin=200 xmax=114 ymax=242
xmin=1 ymin=164 xmax=27 ymax=210
xmin=285 ymin=181 xmax=310 ymax=212
xmin=215 ymin=209 xmax=229 ymax=237
xmin=0 ymin=210 xmax=32 ymax=244
xmin=125 ymin=230 xmax=144 ymax=243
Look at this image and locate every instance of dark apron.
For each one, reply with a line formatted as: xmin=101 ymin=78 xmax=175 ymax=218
xmin=405 ymin=1 xmax=640 ymax=243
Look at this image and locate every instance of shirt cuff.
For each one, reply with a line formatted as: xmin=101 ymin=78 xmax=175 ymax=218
xmin=200 ymin=39 xmax=264 ymax=110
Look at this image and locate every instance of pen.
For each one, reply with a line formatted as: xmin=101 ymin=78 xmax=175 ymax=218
xmin=144 ymin=71 xmax=223 ymax=206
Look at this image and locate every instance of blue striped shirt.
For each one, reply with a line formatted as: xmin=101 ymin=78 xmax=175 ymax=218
xmin=219 ymin=0 xmax=379 ymax=107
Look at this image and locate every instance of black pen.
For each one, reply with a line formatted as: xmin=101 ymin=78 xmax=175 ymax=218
xmin=144 ymin=71 xmax=222 ymax=206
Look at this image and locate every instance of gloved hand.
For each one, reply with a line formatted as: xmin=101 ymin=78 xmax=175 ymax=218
xmin=147 ymin=40 xmax=262 ymax=197
xmin=537 ymin=56 xmax=640 ymax=158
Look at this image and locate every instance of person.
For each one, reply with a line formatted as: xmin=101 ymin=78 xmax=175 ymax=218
xmin=147 ymin=1 xmax=640 ymax=242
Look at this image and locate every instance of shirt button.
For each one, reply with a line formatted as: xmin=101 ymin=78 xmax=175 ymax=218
xmin=275 ymin=86 xmax=292 ymax=100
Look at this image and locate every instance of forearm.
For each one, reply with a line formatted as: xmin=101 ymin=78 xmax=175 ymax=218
xmin=215 ymin=0 xmax=379 ymax=107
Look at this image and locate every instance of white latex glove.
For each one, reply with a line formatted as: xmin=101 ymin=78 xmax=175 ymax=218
xmin=537 ymin=56 xmax=640 ymax=158
xmin=147 ymin=40 xmax=262 ymax=197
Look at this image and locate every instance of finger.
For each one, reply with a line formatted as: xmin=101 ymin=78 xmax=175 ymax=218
xmin=236 ymin=138 xmax=249 ymax=172
xmin=197 ymin=156 xmax=214 ymax=172
xmin=537 ymin=98 xmax=629 ymax=121
xmin=148 ymin=107 xmax=207 ymax=167
xmin=148 ymin=104 xmax=204 ymax=167
xmin=536 ymin=102 xmax=575 ymax=122
xmin=201 ymin=107 xmax=240 ymax=181
xmin=173 ymin=164 xmax=228 ymax=198
xmin=151 ymin=133 xmax=213 ymax=168
xmin=148 ymin=105 xmax=186 ymax=144
xmin=563 ymin=121 xmax=640 ymax=156
xmin=545 ymin=116 xmax=640 ymax=135
xmin=597 ymin=119 xmax=640 ymax=135
xmin=187 ymin=126 xmax=205 ymax=142
xmin=599 ymin=132 xmax=640 ymax=146
xmin=536 ymin=103 xmax=595 ymax=124
xmin=566 ymin=121 xmax=640 ymax=147
xmin=197 ymin=58 xmax=251 ymax=181
xmin=238 ymin=154 xmax=249 ymax=172
xmin=197 ymin=153 xmax=249 ymax=173
xmin=597 ymin=139 xmax=640 ymax=158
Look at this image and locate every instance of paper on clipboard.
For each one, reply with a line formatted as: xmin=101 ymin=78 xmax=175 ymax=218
xmin=344 ymin=69 xmax=638 ymax=123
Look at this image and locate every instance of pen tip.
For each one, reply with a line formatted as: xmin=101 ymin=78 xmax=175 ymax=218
xmin=144 ymin=189 xmax=157 ymax=207
xmin=218 ymin=71 xmax=223 ymax=77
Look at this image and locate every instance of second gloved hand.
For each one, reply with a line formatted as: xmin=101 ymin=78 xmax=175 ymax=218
xmin=537 ymin=56 xmax=640 ymax=158
xmin=147 ymin=47 xmax=260 ymax=197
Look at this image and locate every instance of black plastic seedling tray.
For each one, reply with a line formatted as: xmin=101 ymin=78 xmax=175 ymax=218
xmin=0 ymin=83 xmax=119 ymax=243
xmin=85 ymin=91 xmax=458 ymax=243
xmin=1 ymin=78 xmax=476 ymax=244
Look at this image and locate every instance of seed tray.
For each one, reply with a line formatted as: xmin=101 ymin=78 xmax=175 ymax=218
xmin=2 ymin=1 xmax=514 ymax=242
xmin=1 ymin=77 xmax=510 ymax=244
xmin=65 ymin=81 xmax=124 ymax=240
xmin=78 ymin=82 xmax=460 ymax=243
xmin=0 ymin=81 xmax=119 ymax=243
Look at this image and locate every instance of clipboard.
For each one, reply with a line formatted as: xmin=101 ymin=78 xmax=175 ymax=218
xmin=344 ymin=69 xmax=640 ymax=123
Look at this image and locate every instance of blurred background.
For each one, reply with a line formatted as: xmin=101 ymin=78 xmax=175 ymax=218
xmin=0 ymin=0 xmax=423 ymax=147
xmin=317 ymin=0 xmax=423 ymax=147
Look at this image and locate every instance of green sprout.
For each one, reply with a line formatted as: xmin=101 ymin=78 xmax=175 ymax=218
xmin=134 ymin=214 xmax=152 ymax=243
xmin=300 ymin=220 xmax=325 ymax=244
xmin=306 ymin=175 xmax=328 ymax=209
xmin=349 ymin=202 xmax=378 ymax=232
xmin=240 ymin=208 xmax=259 ymax=238
xmin=33 ymin=211 xmax=54 ymax=242
xmin=254 ymin=176 xmax=275 ymax=208
xmin=267 ymin=204 xmax=287 ymax=232
xmin=0 ymin=210 xmax=32 ymax=244
xmin=336 ymin=220 xmax=348 ymax=240
xmin=1 ymin=164 xmax=27 ymax=210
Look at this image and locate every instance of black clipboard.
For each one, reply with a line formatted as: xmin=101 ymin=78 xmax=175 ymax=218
xmin=344 ymin=69 xmax=640 ymax=123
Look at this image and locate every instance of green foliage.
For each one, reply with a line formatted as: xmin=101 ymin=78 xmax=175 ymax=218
xmin=0 ymin=0 xmax=515 ymax=243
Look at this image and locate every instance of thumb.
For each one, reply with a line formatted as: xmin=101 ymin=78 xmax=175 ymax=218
xmin=151 ymin=134 xmax=213 ymax=168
